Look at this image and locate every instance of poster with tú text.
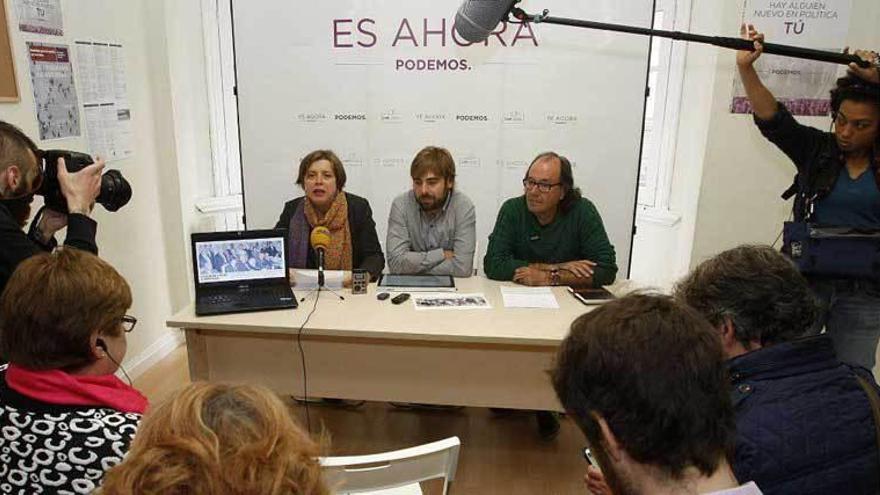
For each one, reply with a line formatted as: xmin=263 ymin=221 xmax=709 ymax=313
xmin=27 ymin=42 xmax=80 ymax=140
xmin=14 ymin=0 xmax=63 ymax=36
xmin=730 ymin=0 xmax=852 ymax=116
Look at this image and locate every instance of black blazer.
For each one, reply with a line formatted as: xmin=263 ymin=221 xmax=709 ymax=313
xmin=274 ymin=193 xmax=385 ymax=280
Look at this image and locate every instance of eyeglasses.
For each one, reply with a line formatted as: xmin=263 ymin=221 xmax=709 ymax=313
xmin=522 ymin=178 xmax=562 ymax=193
xmin=121 ymin=315 xmax=137 ymax=333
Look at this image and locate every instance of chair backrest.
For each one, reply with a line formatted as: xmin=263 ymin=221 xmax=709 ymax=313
xmin=320 ymin=436 xmax=461 ymax=495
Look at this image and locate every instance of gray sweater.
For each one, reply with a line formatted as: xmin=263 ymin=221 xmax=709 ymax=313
xmin=385 ymin=189 xmax=476 ymax=277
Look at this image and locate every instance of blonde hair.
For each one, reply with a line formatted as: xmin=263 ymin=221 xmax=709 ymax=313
xmin=100 ymin=382 xmax=329 ymax=495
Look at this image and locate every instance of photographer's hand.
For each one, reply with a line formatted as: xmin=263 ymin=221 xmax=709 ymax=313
xmin=58 ymin=156 xmax=105 ymax=215
xmin=37 ymin=208 xmax=68 ymax=243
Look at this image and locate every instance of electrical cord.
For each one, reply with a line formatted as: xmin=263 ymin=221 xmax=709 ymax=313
xmin=772 ymin=210 xmax=794 ymax=249
xmin=98 ymin=340 xmax=133 ymax=386
xmin=296 ymin=291 xmax=320 ymax=435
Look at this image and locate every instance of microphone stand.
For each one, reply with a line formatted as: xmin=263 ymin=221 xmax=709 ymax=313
xmin=299 ymin=249 xmax=345 ymax=303
xmin=512 ymin=8 xmax=871 ymax=68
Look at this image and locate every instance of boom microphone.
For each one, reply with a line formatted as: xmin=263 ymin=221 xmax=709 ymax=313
xmin=454 ymin=0 xmax=518 ymax=43
xmin=310 ymin=226 xmax=331 ymax=287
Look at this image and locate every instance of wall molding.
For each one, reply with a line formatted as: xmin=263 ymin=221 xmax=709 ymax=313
xmin=124 ymin=330 xmax=185 ymax=380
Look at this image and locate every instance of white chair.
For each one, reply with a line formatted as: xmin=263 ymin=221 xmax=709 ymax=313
xmin=320 ymin=436 xmax=461 ymax=495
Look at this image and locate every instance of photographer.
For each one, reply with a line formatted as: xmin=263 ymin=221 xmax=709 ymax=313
xmin=0 ymin=121 xmax=104 ymax=294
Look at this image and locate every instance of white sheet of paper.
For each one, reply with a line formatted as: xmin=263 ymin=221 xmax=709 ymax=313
xmin=501 ymin=286 xmax=559 ymax=309
xmin=412 ymin=293 xmax=491 ymax=311
xmin=292 ymin=269 xmax=344 ymax=290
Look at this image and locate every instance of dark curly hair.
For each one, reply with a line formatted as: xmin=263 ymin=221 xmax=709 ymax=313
xmin=674 ymin=245 xmax=818 ymax=347
xmin=830 ymin=75 xmax=880 ymax=119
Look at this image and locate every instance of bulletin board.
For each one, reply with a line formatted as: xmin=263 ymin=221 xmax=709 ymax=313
xmin=0 ymin=0 xmax=19 ymax=102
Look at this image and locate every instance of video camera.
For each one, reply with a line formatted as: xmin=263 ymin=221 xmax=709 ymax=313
xmin=36 ymin=150 xmax=132 ymax=213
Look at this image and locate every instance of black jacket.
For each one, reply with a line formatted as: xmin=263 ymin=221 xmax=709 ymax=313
xmin=0 ymin=203 xmax=97 ymax=295
xmin=274 ymin=193 xmax=385 ymax=280
xmin=729 ymin=335 xmax=880 ymax=494
xmin=755 ymin=104 xmax=880 ymax=221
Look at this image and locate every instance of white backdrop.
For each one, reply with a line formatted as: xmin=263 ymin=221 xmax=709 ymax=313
xmin=232 ymin=0 xmax=653 ymax=276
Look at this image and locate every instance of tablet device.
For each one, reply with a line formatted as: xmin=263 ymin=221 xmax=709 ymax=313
xmin=377 ymin=274 xmax=457 ymax=292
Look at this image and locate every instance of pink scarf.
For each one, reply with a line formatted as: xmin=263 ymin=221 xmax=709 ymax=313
xmin=5 ymin=363 xmax=149 ymax=414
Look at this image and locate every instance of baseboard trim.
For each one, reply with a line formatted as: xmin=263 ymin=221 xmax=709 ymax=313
xmin=124 ymin=330 xmax=185 ymax=380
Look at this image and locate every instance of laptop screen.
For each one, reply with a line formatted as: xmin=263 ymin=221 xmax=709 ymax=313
xmin=195 ymin=236 xmax=286 ymax=284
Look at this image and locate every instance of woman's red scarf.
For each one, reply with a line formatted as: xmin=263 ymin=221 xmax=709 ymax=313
xmin=5 ymin=363 xmax=149 ymax=414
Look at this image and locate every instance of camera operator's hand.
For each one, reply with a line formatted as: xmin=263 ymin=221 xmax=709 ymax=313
xmin=736 ymin=24 xmax=765 ymax=69
xmin=58 ymin=156 xmax=104 ymax=216
xmin=37 ymin=208 xmax=68 ymax=243
xmin=845 ymin=48 xmax=880 ymax=84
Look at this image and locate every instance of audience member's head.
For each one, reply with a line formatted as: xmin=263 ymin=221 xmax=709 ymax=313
xmin=100 ymin=382 xmax=329 ymax=495
xmin=552 ymin=294 xmax=735 ymax=494
xmin=1 ymin=248 xmax=133 ymax=373
xmin=674 ymin=244 xmax=818 ymax=358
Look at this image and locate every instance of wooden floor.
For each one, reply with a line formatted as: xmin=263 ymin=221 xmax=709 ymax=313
xmin=134 ymin=344 xmax=588 ymax=494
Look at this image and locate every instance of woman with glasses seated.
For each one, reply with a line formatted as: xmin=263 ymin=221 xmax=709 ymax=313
xmin=0 ymin=249 xmax=147 ymax=494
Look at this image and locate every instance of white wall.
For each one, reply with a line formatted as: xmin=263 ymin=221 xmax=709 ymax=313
xmin=0 ymin=0 xmax=212 ymax=378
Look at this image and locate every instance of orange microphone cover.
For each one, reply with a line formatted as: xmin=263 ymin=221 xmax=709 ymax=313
xmin=310 ymin=226 xmax=332 ymax=251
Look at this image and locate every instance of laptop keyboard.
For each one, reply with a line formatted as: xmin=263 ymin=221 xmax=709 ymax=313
xmin=201 ymin=286 xmax=294 ymax=307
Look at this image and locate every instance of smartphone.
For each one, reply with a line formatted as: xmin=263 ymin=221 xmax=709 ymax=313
xmin=583 ymin=447 xmax=598 ymax=468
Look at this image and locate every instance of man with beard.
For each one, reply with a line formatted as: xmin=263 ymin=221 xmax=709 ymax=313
xmin=0 ymin=121 xmax=104 ymax=295
xmin=553 ymin=294 xmax=762 ymax=495
xmin=386 ymin=146 xmax=476 ymax=277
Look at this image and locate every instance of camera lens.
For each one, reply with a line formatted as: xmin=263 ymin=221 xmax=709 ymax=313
xmin=97 ymin=170 xmax=133 ymax=212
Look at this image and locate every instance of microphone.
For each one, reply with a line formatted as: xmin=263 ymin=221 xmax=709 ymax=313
xmin=310 ymin=226 xmax=331 ymax=287
xmin=454 ymin=0 xmax=519 ymax=43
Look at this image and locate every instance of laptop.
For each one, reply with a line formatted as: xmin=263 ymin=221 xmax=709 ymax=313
xmin=191 ymin=229 xmax=297 ymax=316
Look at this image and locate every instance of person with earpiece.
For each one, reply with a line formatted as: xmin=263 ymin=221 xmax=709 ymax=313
xmin=0 ymin=248 xmax=147 ymax=494
xmin=737 ymin=24 xmax=880 ymax=372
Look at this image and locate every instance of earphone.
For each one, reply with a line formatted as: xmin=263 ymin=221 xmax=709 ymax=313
xmin=96 ymin=338 xmax=133 ymax=386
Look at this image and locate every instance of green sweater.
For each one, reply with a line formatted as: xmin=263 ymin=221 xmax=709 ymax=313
xmin=483 ymin=196 xmax=618 ymax=287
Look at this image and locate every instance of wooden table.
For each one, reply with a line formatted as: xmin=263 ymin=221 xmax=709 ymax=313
xmin=167 ymin=278 xmax=596 ymax=411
